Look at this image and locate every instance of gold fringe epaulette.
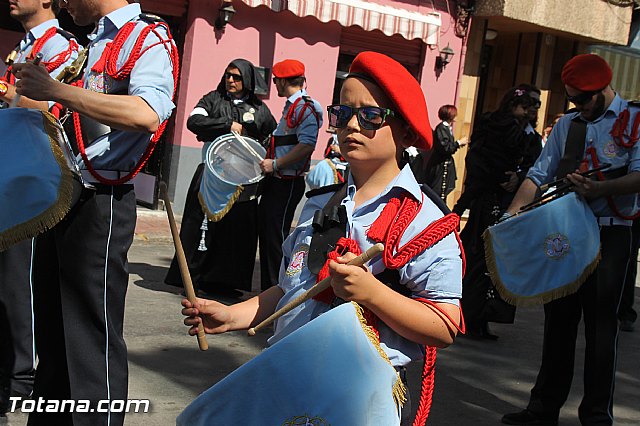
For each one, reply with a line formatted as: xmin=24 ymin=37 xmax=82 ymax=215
xmin=0 ymin=111 xmax=75 ymax=251
xmin=197 ymin=185 xmax=244 ymax=223
xmin=483 ymin=229 xmax=601 ymax=307
xmin=352 ymin=302 xmax=407 ymax=409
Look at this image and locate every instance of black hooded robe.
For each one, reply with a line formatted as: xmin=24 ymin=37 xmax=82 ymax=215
xmin=165 ymin=59 xmax=277 ymax=295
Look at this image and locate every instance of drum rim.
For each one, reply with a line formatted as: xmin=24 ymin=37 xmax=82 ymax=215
xmin=205 ymin=133 xmax=265 ymax=186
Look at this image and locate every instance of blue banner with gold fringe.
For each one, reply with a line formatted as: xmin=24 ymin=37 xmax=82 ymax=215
xmin=483 ymin=192 xmax=600 ymax=306
xmin=0 ymin=109 xmax=76 ymax=251
xmin=177 ymin=302 xmax=404 ymax=426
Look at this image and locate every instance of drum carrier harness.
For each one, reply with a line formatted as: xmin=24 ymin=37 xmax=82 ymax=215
xmin=558 ymin=103 xmax=640 ymax=220
xmin=55 ymin=13 xmax=180 ymax=186
xmin=306 ymin=182 xmax=466 ymax=426
xmin=266 ymin=95 xmax=320 ymax=179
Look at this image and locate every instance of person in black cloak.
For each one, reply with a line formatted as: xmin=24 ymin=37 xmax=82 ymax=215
xmin=453 ymin=87 xmax=534 ymax=339
xmin=165 ymin=59 xmax=277 ymax=297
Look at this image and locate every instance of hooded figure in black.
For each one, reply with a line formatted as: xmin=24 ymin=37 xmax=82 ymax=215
xmin=165 ymin=59 xmax=277 ymax=297
xmin=452 ymin=87 xmax=534 ymax=339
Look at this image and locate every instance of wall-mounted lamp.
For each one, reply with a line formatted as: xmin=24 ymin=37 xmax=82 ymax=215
xmin=215 ymin=0 xmax=236 ymax=30
xmin=436 ymin=44 xmax=455 ymax=70
xmin=485 ymin=29 xmax=498 ymax=41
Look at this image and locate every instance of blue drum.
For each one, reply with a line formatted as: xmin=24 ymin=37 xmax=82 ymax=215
xmin=483 ymin=192 xmax=600 ymax=306
xmin=0 ymin=108 xmax=81 ymax=251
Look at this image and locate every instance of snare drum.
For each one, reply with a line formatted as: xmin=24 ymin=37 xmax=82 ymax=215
xmin=177 ymin=302 xmax=404 ymax=426
xmin=198 ymin=133 xmax=266 ymax=222
xmin=483 ymin=192 xmax=600 ymax=306
xmin=0 ymin=108 xmax=82 ymax=251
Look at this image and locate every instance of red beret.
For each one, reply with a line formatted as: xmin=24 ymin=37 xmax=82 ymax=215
xmin=561 ymin=54 xmax=612 ymax=92
xmin=272 ymin=59 xmax=305 ymax=78
xmin=348 ymin=51 xmax=432 ymax=150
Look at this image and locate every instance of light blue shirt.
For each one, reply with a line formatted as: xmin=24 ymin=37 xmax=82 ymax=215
xmin=272 ymin=89 xmax=323 ymax=174
xmin=527 ymin=95 xmax=640 ymax=217
xmin=3 ymin=19 xmax=77 ymax=108
xmin=269 ymin=165 xmax=463 ymax=366
xmin=78 ymin=3 xmax=176 ymax=172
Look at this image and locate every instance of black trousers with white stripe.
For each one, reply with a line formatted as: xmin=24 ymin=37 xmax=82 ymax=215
xmin=258 ymin=175 xmax=306 ymax=290
xmin=0 ymin=238 xmax=36 ymax=403
xmin=29 ymin=184 xmax=135 ymax=426
xmin=527 ymin=225 xmax=632 ymax=425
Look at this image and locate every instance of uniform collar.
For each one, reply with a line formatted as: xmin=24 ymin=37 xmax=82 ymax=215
xmin=286 ymin=88 xmax=307 ymax=105
xmin=346 ymin=164 xmax=423 ymax=204
xmin=524 ymin=123 xmax=535 ymax=134
xmin=88 ymin=3 xmax=141 ymax=41
xmin=23 ymin=19 xmax=59 ymax=49
xmin=578 ymin=93 xmax=625 ymax=124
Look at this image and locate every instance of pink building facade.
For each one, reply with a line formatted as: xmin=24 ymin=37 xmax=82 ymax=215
xmin=166 ymin=0 xmax=464 ymax=212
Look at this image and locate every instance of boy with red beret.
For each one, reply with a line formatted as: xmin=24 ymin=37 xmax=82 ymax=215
xmin=503 ymin=54 xmax=640 ymax=426
xmin=258 ymin=58 xmax=323 ymax=291
xmin=183 ymin=51 xmax=463 ymax=424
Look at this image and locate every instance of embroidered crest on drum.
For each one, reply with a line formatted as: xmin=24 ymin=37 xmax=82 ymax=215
xmin=286 ymin=244 xmax=309 ymax=276
xmin=544 ymin=233 xmax=570 ymax=259
xmin=602 ymin=140 xmax=618 ymax=158
xmin=87 ymin=73 xmax=112 ymax=93
xmin=282 ymin=414 xmax=329 ymax=425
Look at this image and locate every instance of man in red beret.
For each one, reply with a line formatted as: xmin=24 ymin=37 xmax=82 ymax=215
xmin=503 ymin=54 xmax=640 ymax=425
xmin=258 ymin=59 xmax=323 ymax=291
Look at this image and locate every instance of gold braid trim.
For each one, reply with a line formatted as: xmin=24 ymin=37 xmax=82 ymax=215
xmin=197 ymin=185 xmax=243 ymax=223
xmin=0 ymin=111 xmax=75 ymax=251
xmin=351 ymin=302 xmax=407 ymax=409
xmin=483 ymin=229 xmax=601 ymax=307
xmin=325 ymin=159 xmax=339 ymax=185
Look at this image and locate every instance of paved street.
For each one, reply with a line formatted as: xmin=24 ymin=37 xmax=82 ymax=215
xmin=6 ymin=208 xmax=640 ymax=425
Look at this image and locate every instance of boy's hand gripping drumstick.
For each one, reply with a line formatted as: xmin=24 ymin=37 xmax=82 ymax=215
xmin=247 ymin=243 xmax=384 ymax=336
xmin=159 ymin=182 xmax=208 ymax=351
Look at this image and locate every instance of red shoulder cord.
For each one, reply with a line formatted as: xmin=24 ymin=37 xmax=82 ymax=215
xmin=585 ymin=146 xmax=640 ymax=220
xmin=312 ymin=191 xmax=466 ymax=426
xmin=72 ymin=20 xmax=180 ymax=185
xmin=2 ymin=28 xmax=78 ymax=88
xmin=267 ymin=97 xmax=320 ymax=180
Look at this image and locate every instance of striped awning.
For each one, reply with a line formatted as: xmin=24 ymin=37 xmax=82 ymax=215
xmin=240 ymin=0 xmax=442 ymax=43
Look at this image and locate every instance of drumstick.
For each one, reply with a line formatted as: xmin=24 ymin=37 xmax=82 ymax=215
xmin=538 ymin=163 xmax=612 ymax=193
xmin=247 ymin=243 xmax=384 ymax=336
xmin=231 ymin=130 xmax=264 ymax=162
xmin=158 ymin=182 xmax=209 ymax=351
xmin=9 ymin=53 xmax=43 ymax=109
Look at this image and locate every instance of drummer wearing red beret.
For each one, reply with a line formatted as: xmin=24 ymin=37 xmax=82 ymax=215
xmin=503 ymin=54 xmax=640 ymax=426
xmin=183 ymin=52 xmax=464 ymax=425
xmin=258 ymin=59 xmax=323 ymax=291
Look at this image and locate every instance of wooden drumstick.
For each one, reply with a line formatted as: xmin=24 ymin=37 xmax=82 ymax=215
xmin=159 ymin=182 xmax=208 ymax=351
xmin=9 ymin=52 xmax=43 ymax=109
xmin=247 ymin=243 xmax=384 ymax=336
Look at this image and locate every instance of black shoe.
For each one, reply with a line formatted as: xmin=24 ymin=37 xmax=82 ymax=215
xmin=502 ymin=409 xmax=558 ymax=425
xmin=620 ymin=319 xmax=635 ymax=332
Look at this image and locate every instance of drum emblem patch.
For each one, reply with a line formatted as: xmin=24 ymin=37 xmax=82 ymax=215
xmin=286 ymin=244 xmax=308 ymax=276
xmin=544 ymin=233 xmax=570 ymax=259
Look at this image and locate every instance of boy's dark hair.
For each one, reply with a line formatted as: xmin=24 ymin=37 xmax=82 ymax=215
xmin=437 ymin=104 xmax=457 ymax=122
xmin=498 ymin=87 xmax=534 ymax=115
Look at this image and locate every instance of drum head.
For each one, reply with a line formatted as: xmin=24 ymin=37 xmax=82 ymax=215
xmin=205 ymin=134 xmax=266 ymax=186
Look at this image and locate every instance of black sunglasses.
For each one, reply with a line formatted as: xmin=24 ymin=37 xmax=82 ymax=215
xmin=566 ymin=90 xmax=598 ymax=105
xmin=327 ymin=105 xmax=395 ymax=131
xmin=225 ymin=72 xmax=242 ymax=82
